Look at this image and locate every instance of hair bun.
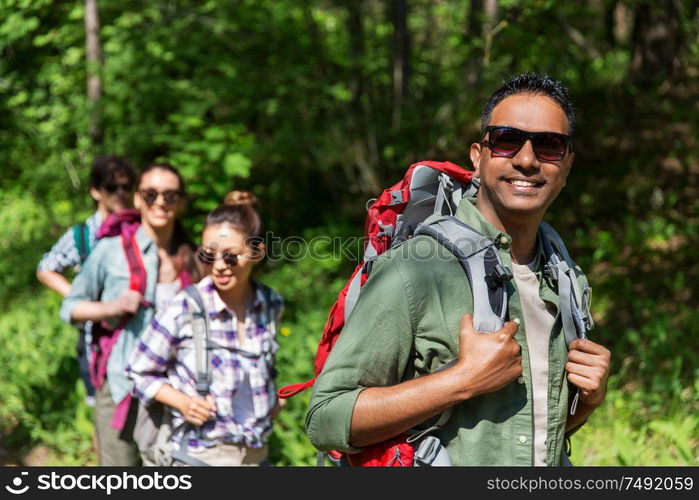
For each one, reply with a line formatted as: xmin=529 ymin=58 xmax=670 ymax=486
xmin=224 ymin=191 xmax=258 ymax=207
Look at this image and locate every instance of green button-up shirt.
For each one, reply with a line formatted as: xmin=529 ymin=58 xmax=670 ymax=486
xmin=305 ymin=198 xmax=590 ymax=466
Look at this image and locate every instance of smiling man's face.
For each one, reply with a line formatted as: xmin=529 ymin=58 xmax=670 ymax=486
xmin=470 ymin=93 xmax=574 ymax=229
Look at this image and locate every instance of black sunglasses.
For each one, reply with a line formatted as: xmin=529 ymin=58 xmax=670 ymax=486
xmin=138 ymin=188 xmax=183 ymax=206
xmin=197 ymin=248 xmax=239 ymax=267
xmin=481 ymin=126 xmax=572 ymax=162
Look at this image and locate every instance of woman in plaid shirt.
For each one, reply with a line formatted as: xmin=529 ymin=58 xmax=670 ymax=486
xmin=128 ymin=191 xmax=284 ymax=466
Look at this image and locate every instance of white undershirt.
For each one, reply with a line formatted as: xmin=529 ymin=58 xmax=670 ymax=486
xmin=155 ymin=280 xmax=181 ymax=312
xmin=512 ymin=258 xmax=556 ymax=466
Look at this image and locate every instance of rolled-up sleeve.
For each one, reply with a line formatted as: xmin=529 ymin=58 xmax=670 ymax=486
xmin=59 ymin=241 xmax=107 ymax=325
xmin=127 ymin=301 xmax=182 ymax=404
xmin=305 ymin=255 xmax=415 ymax=452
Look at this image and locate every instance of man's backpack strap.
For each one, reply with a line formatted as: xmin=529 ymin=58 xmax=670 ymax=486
xmin=538 ymin=222 xmax=594 ymax=416
xmin=414 ymin=215 xmax=510 ymax=333
xmin=73 ymin=223 xmax=90 ymax=264
xmin=538 ymin=222 xmax=594 ymax=345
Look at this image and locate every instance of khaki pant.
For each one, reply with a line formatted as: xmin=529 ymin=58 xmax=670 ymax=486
xmin=187 ymin=443 xmax=269 ymax=466
xmin=94 ymin=382 xmax=141 ymax=466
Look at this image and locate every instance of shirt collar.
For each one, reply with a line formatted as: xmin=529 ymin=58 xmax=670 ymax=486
xmin=454 ymin=197 xmax=511 ymax=248
xmin=135 ymin=225 xmax=155 ymax=253
xmin=454 ymin=197 xmax=546 ymax=270
xmin=89 ymin=210 xmax=104 ymax=227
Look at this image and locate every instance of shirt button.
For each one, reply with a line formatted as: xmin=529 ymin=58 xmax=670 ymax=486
xmin=517 ymin=376 xmax=525 ymax=384
xmin=495 ymin=234 xmax=511 ymax=250
xmin=518 ymin=435 xmax=528 ymax=444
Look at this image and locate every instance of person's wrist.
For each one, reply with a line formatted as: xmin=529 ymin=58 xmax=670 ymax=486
xmin=447 ymin=362 xmax=476 ymax=402
xmin=104 ymin=300 xmax=120 ymax=317
xmin=582 ymin=389 xmax=605 ymax=408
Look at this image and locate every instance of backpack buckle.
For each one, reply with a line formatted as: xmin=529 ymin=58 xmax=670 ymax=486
xmin=376 ymin=220 xmax=394 ymax=238
xmin=485 ymin=264 xmax=513 ymax=289
xmin=543 ymin=262 xmax=558 ymax=284
xmin=389 ymin=190 xmax=405 ymax=206
xmin=195 ymin=380 xmax=209 ymax=396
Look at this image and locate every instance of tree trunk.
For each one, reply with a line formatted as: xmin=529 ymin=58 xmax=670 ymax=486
xmin=467 ymin=0 xmax=482 ymax=39
xmin=345 ymin=0 xmax=380 ymax=194
xmin=303 ymin=0 xmax=327 ymax=79
xmin=461 ymin=0 xmax=483 ymax=88
xmin=482 ymin=0 xmax=497 ymax=67
xmin=390 ymin=0 xmax=410 ymax=130
xmin=630 ymin=0 xmax=683 ymax=86
xmin=84 ymin=0 xmax=103 ymax=145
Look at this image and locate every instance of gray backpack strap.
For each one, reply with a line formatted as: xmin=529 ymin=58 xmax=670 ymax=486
xmin=414 ymin=215 xmax=511 ymax=333
xmin=260 ymin=284 xmax=276 ymax=338
xmin=170 ymin=431 xmax=210 ymax=467
xmin=184 ymin=285 xmax=211 ymax=395
xmin=170 ymin=285 xmax=212 ymax=467
xmin=433 ymin=173 xmax=454 ymax=216
xmin=539 ymin=222 xmax=594 ymax=416
xmin=539 ymin=222 xmax=594 ymax=346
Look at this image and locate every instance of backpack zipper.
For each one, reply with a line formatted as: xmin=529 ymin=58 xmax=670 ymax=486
xmin=386 ymin=447 xmax=405 ymax=466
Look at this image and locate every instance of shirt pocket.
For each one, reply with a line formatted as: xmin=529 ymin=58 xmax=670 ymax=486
xmin=101 ymin=266 xmax=130 ymax=303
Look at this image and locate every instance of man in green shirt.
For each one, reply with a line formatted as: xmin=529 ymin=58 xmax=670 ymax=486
xmin=305 ymin=73 xmax=611 ymax=466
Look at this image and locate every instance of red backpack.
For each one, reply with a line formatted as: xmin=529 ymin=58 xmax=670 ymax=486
xmin=278 ymin=161 xmax=491 ymax=466
xmin=278 ymin=161 xmax=477 ymax=400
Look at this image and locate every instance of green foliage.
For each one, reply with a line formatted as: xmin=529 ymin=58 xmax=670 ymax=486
xmin=571 ymin=379 xmax=698 ymax=465
xmin=0 ymin=0 xmax=697 ymax=465
xmin=262 ymin=226 xmax=354 ymax=465
xmin=0 ymin=290 xmax=94 ymax=464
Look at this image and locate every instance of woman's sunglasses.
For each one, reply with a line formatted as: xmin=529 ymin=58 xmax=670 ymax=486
xmin=481 ymin=126 xmax=572 ymax=162
xmin=197 ymin=248 xmax=239 ymax=267
xmin=138 ymin=188 xmax=183 ymax=206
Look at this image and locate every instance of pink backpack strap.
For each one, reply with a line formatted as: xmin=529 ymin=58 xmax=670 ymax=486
xmin=89 ymin=230 xmax=148 ymax=432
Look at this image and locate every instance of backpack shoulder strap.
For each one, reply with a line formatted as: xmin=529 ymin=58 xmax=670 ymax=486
xmin=73 ymin=223 xmax=90 ymax=264
xmin=259 ymin=284 xmax=276 ymax=335
xmin=121 ymin=233 xmax=148 ymax=297
xmin=183 ymin=285 xmax=211 ymax=396
xmin=414 ymin=214 xmax=510 ymax=333
xmin=538 ymin=222 xmax=594 ymax=417
xmin=538 ymin=221 xmax=594 ymax=347
xmin=168 ymin=284 xmax=213 ymax=467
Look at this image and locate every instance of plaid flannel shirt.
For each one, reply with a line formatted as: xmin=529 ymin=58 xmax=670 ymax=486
xmin=127 ymin=276 xmax=284 ymax=451
xmin=37 ymin=211 xmax=102 ymax=273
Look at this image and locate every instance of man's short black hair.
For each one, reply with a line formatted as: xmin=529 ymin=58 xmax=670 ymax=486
xmin=481 ymin=72 xmax=576 ymax=136
xmin=90 ymin=155 xmax=136 ymax=189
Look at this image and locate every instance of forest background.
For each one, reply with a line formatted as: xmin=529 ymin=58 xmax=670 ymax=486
xmin=0 ymin=0 xmax=697 ymax=465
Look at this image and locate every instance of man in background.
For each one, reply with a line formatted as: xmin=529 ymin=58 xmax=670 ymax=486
xmin=37 ymin=155 xmax=136 ymax=410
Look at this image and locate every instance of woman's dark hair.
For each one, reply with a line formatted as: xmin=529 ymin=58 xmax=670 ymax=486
xmin=90 ymin=155 xmax=136 ymax=190
xmin=205 ymin=191 xmax=263 ymax=248
xmin=138 ymin=162 xmax=187 ymax=197
xmin=139 ymin=163 xmax=194 ymax=257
